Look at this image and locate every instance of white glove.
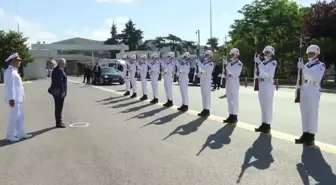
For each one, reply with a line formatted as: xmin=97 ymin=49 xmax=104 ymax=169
xmin=254 ymin=55 xmax=262 ymax=64
xmin=223 ymin=56 xmax=228 ymax=65
xmin=297 ymin=58 xmax=305 ymax=69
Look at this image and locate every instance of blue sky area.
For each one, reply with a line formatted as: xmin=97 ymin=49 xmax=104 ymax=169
xmin=0 ymin=0 xmax=321 ymax=46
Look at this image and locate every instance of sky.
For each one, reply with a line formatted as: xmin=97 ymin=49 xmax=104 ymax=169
xmin=0 ymin=0 xmax=321 ymax=46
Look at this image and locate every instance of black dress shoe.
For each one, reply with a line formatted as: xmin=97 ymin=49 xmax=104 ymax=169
xmin=140 ymin=95 xmax=148 ymax=101
xmin=123 ymin=91 xmax=130 ymax=96
xmin=304 ymin=133 xmax=315 ymax=146
xmin=198 ymin=109 xmax=210 ymax=117
xmin=150 ymin=98 xmax=158 ymax=104
xmin=163 ymin=100 xmax=173 ymax=107
xmin=130 ymin=93 xmax=137 ymax=98
xmin=295 ymin=132 xmax=308 ymax=144
xmin=255 ymin=123 xmax=271 ymax=134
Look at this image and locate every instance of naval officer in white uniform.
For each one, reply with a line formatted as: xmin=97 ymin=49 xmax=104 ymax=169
xmin=4 ymin=53 xmax=32 ymax=142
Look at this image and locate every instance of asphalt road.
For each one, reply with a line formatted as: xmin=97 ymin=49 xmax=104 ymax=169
xmin=0 ymin=78 xmax=335 ymax=185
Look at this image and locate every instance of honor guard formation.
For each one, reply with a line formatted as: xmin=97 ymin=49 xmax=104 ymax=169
xmin=116 ymin=44 xmax=325 ymax=147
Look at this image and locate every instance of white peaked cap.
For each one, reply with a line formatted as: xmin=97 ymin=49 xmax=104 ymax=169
xmin=5 ymin=53 xmax=22 ymax=62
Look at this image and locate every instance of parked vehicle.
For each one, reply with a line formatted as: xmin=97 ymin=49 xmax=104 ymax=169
xmin=98 ymin=67 xmax=124 ymax=85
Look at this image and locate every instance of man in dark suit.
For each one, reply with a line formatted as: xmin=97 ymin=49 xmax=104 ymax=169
xmin=212 ymin=63 xmax=222 ymax=90
xmin=83 ymin=64 xmax=91 ymax=83
xmin=92 ymin=62 xmax=101 ymax=84
xmin=48 ymin=58 xmax=67 ymax=128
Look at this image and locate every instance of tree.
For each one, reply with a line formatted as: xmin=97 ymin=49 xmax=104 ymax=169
xmin=181 ymin=40 xmax=197 ymax=52
xmin=137 ymin=39 xmax=153 ymax=51
xmin=0 ymin=30 xmax=34 ymax=81
xmin=228 ymin=0 xmax=306 ymax=78
xmin=164 ymin=34 xmax=183 ymax=54
xmin=119 ymin=19 xmax=144 ymax=51
xmin=153 ymin=37 xmax=166 ymax=51
xmin=104 ymin=22 xmax=120 ymax=58
xmin=206 ymin=37 xmax=219 ymax=51
xmin=301 ymin=1 xmax=336 ymax=70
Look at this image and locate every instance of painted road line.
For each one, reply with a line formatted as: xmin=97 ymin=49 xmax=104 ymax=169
xmin=68 ymin=79 xmax=336 ymax=154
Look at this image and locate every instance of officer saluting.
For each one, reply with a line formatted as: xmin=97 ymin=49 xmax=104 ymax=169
xmin=254 ymin=46 xmax=277 ymax=134
xmin=4 ymin=53 xmax=32 ymax=142
xmin=223 ymin=48 xmax=243 ymax=124
xmin=295 ymin=45 xmax=325 ymax=146
xmin=197 ymin=50 xmax=214 ymax=117
xmin=176 ymin=52 xmax=191 ymax=112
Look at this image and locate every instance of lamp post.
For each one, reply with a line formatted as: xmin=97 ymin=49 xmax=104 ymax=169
xmin=209 ymin=0 xmax=212 ymax=39
xmin=16 ymin=0 xmax=20 ymax=33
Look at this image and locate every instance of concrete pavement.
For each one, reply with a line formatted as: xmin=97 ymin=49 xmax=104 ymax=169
xmin=0 ymin=78 xmax=335 ymax=185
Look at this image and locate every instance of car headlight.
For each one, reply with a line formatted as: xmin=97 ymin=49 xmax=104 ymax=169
xmin=104 ymin=75 xmax=108 ymax=78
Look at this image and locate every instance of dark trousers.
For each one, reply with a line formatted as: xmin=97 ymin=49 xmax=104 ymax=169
xmin=213 ymin=76 xmax=221 ymax=89
xmin=53 ymin=95 xmax=65 ymax=124
xmin=94 ymin=73 xmax=100 ymax=84
xmin=83 ymin=74 xmax=91 ymax=83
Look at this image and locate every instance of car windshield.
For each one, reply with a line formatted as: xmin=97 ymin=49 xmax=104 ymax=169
xmin=101 ymin=67 xmax=118 ymax=73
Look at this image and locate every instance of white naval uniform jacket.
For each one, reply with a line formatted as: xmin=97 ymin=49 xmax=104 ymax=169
xmin=136 ymin=60 xmax=148 ymax=77
xmin=176 ymin=60 xmax=190 ymax=76
xmin=162 ymin=60 xmax=175 ymax=77
xmin=301 ymin=59 xmax=325 ymax=89
xmin=4 ymin=66 xmax=25 ymax=104
xmin=226 ymin=60 xmax=243 ymax=89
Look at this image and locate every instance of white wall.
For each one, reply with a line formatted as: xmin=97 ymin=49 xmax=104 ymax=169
xmin=24 ymin=58 xmax=47 ymax=79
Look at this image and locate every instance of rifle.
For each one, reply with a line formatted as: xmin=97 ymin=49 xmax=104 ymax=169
xmin=253 ymin=36 xmax=259 ymax=91
xmin=146 ymin=53 xmax=150 ymax=79
xmin=173 ymin=63 xmax=178 ymax=82
xmin=295 ymin=37 xmax=303 ymax=103
xmin=220 ymin=37 xmax=228 ymax=88
xmin=193 ymin=58 xmax=200 ymax=85
xmin=158 ymin=52 xmax=162 ymax=81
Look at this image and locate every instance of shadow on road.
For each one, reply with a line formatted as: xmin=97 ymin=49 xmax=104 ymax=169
xmin=102 ymin=97 xmax=130 ymax=105
xmin=0 ymin=127 xmax=56 ymax=147
xmin=119 ymin=103 xmax=153 ymax=114
xmin=296 ymin=146 xmax=336 ymax=185
xmin=111 ymin=100 xmax=141 ymax=108
xmin=163 ymin=117 xmax=207 ymax=141
xmin=236 ymin=133 xmax=274 ymax=184
xmin=218 ymin=94 xmax=227 ymax=99
xmin=95 ymin=96 xmax=124 ymax=102
xmin=126 ymin=107 xmax=168 ymax=120
xmin=196 ymin=123 xmax=236 ymax=156
xmin=141 ymin=111 xmax=184 ymax=128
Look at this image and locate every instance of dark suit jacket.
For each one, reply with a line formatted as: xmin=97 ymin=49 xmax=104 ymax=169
xmin=93 ymin=65 xmax=101 ymax=75
xmin=49 ymin=66 xmax=67 ymax=96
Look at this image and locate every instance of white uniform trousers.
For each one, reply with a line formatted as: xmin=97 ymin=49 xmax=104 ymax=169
xmin=140 ymin=73 xmax=147 ymax=95
xmin=258 ymin=82 xmax=275 ymax=124
xmin=300 ymin=84 xmax=320 ymax=134
xmin=151 ymin=74 xmax=159 ymax=98
xmin=226 ymin=81 xmax=239 ymax=115
xmin=130 ymin=76 xmax=137 ymax=93
xmin=200 ymin=76 xmax=212 ymax=110
xmin=125 ymin=78 xmax=130 ymax=91
xmin=163 ymin=74 xmax=173 ymax=100
xmin=7 ymin=103 xmax=27 ymax=139
xmin=179 ymin=74 xmax=189 ymax=105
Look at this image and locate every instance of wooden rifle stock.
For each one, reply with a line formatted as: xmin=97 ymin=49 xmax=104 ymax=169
xmin=294 ymin=69 xmax=302 ymax=103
